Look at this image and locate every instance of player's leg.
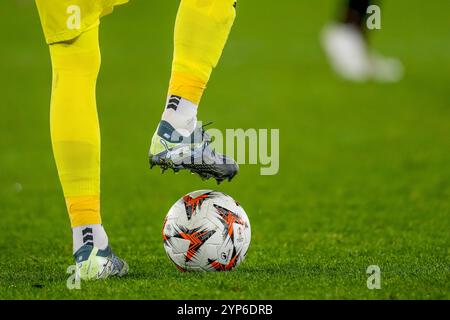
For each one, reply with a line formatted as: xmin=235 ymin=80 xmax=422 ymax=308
xmin=50 ymin=27 xmax=128 ymax=280
xmin=35 ymin=0 xmax=128 ymax=280
xmin=49 ymin=26 xmax=102 ymax=232
xmin=321 ymin=0 xmax=403 ymax=82
xmin=149 ymin=0 xmax=239 ymax=183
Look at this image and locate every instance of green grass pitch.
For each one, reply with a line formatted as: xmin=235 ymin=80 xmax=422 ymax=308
xmin=0 ymin=0 xmax=449 ymax=299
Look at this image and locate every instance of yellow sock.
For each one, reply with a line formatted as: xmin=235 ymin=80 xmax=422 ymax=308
xmin=169 ymin=0 xmax=237 ymax=104
xmin=49 ymin=26 xmax=102 ymax=227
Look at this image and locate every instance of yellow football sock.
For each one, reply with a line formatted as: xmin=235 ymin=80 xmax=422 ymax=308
xmin=169 ymin=0 xmax=237 ymax=104
xmin=49 ymin=26 xmax=102 ymax=227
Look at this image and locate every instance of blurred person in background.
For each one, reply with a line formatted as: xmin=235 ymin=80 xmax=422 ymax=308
xmin=321 ymin=0 xmax=403 ymax=82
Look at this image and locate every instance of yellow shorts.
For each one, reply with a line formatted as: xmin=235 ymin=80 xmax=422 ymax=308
xmin=35 ymin=0 xmax=129 ymax=44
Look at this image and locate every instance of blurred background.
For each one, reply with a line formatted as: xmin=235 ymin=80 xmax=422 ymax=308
xmin=0 ymin=0 xmax=449 ymax=299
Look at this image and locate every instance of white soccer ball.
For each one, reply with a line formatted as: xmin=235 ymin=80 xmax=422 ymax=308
xmin=162 ymin=190 xmax=251 ymax=272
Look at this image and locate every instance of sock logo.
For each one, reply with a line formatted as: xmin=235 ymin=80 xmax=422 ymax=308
xmin=82 ymin=227 xmax=94 ymax=246
xmin=166 ymin=95 xmax=181 ymax=111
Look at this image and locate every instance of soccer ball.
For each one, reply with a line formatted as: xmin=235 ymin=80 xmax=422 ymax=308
xmin=162 ymin=190 xmax=251 ymax=272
